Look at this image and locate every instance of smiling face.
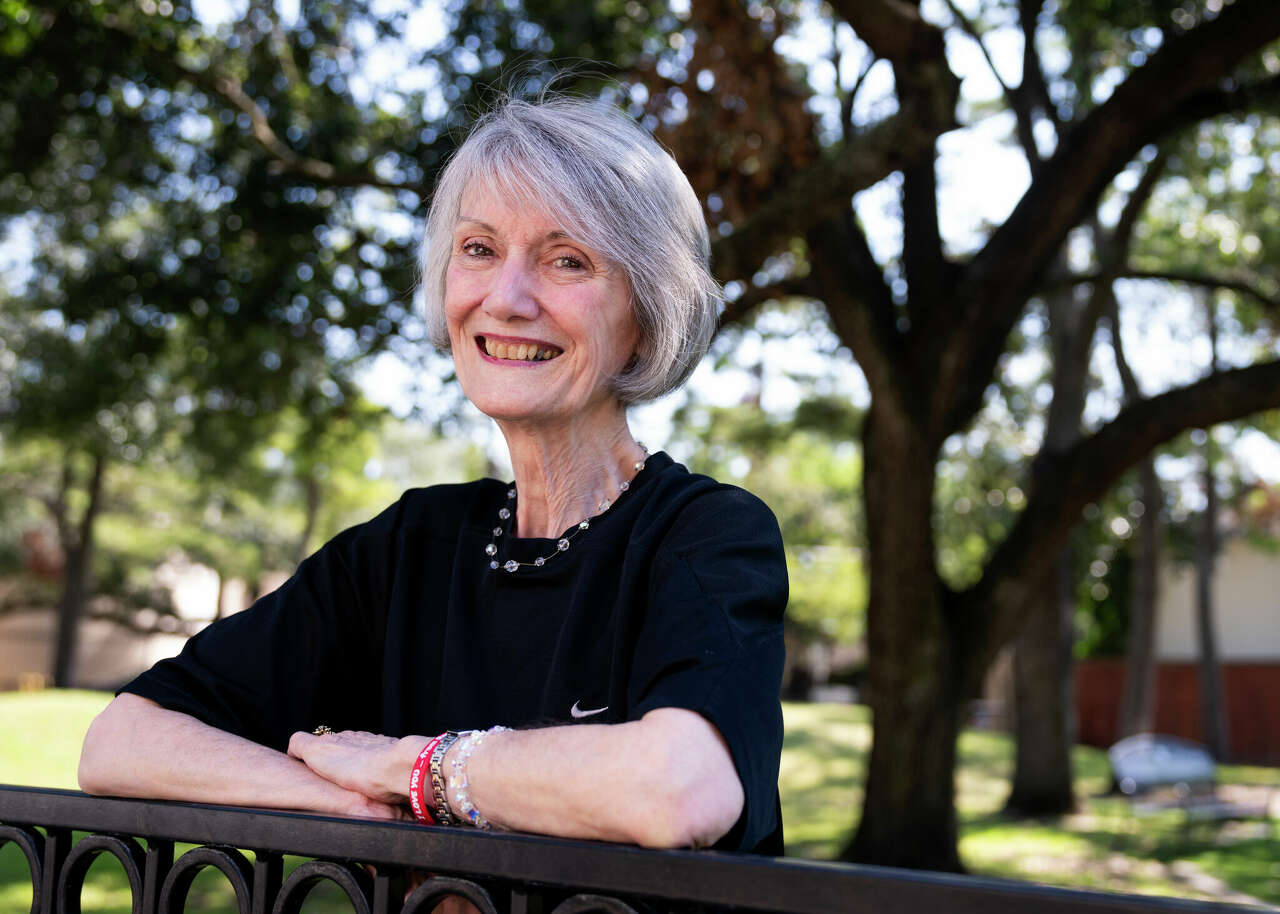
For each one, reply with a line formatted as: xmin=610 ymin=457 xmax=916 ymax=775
xmin=444 ymin=185 xmax=640 ymax=427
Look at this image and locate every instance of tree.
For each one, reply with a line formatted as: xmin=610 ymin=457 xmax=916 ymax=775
xmin=646 ymin=0 xmax=1280 ymax=868
xmin=1193 ymin=296 xmax=1230 ymax=759
xmin=0 ymin=0 xmax=435 ymax=682
xmin=1007 ymin=144 xmax=1170 ymax=816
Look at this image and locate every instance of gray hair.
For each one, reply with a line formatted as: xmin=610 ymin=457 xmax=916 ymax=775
xmin=419 ymin=95 xmax=721 ymax=404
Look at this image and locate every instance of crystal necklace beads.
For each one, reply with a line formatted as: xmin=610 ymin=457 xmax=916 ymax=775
xmin=485 ymin=447 xmax=647 ymax=573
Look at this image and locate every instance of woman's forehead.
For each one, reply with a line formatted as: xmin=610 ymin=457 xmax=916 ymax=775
xmin=459 ymin=181 xmax=553 ymax=221
xmin=455 ymin=182 xmax=594 ymax=245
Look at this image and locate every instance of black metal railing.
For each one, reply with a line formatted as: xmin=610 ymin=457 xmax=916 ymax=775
xmin=0 ymin=785 xmax=1262 ymax=914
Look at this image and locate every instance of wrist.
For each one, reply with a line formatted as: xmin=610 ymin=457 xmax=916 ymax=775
xmin=389 ymin=735 xmax=430 ymax=802
xmin=444 ymin=726 xmax=511 ymax=830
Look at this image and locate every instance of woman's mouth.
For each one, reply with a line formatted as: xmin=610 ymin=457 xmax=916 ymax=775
xmin=478 ymin=335 xmax=563 ymax=362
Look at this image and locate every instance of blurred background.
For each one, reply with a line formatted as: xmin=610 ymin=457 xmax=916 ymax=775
xmin=1 ymin=0 xmax=1278 ymax=905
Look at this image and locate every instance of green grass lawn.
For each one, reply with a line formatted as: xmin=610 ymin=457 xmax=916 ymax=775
xmin=1 ymin=691 xmax=1278 ymax=911
xmin=780 ymin=702 xmax=1280 ymax=907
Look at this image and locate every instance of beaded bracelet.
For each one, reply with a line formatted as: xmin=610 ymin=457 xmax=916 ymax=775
xmin=446 ymin=725 xmax=512 ymax=829
xmin=429 ymin=731 xmax=462 ymax=826
xmin=408 ymin=733 xmax=446 ymax=825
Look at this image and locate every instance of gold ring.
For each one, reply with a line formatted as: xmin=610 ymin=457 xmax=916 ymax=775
xmin=313 ymin=725 xmax=334 ymax=736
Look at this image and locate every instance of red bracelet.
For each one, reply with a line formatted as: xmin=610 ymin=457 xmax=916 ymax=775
xmin=409 ymin=734 xmax=446 ymax=825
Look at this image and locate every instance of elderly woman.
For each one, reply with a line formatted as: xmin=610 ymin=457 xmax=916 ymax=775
xmin=79 ymin=95 xmax=787 ymax=855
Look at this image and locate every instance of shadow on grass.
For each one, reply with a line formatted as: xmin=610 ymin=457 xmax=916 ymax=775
xmin=962 ymin=803 xmax=1280 ymax=905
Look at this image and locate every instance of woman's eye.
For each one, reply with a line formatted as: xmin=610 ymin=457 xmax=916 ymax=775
xmin=552 ymin=254 xmax=585 ymax=270
xmin=461 ymin=241 xmax=493 ymax=257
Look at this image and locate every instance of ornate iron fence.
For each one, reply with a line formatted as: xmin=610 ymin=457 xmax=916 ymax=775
xmin=0 ymin=785 xmax=1262 ymax=913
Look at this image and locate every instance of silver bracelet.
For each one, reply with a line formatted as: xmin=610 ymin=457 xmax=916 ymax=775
xmin=429 ymin=730 xmax=462 ymax=826
xmin=446 ymin=725 xmax=511 ymax=829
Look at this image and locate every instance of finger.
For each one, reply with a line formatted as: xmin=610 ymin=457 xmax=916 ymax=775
xmin=287 ymin=731 xmax=316 ymax=760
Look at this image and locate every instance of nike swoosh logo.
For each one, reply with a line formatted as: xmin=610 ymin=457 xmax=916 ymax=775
xmin=570 ymin=701 xmax=608 ymax=719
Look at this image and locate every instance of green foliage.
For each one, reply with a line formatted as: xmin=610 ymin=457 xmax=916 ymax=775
xmin=671 ymin=375 xmax=867 ymax=650
xmin=0 ymin=409 xmax=474 ymax=631
xmin=1 ymin=3 xmax=408 ymax=463
xmin=786 ymin=547 xmax=866 ymax=644
xmin=1055 ymin=0 xmax=1202 ymax=117
xmin=933 ymin=397 xmax=1036 ymax=590
xmin=1131 ymin=115 xmax=1280 ymax=342
xmin=1072 ymin=503 xmax=1137 ymax=659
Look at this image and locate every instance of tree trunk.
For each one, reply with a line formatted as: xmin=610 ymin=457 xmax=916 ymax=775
xmin=1006 ymin=550 xmax=1077 ymax=814
xmin=843 ymin=406 xmax=965 ymax=872
xmin=52 ymin=452 xmax=106 ymax=687
xmin=295 ymin=472 xmax=323 ymax=567
xmin=213 ymin=570 xmax=227 ymax=621
xmin=1108 ymin=276 xmax=1163 ymax=741
xmin=1005 ymin=272 xmax=1084 ymax=817
xmin=1195 ymin=299 xmax=1229 ymax=760
xmin=1118 ymin=456 xmax=1161 ymax=737
xmin=1194 ymin=449 xmax=1229 ymax=758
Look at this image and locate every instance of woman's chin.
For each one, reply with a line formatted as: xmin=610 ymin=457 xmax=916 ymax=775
xmin=471 ymin=396 xmax=563 ymax=425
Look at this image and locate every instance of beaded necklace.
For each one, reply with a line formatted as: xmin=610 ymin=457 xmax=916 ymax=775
xmin=485 ymin=447 xmax=647 ymax=573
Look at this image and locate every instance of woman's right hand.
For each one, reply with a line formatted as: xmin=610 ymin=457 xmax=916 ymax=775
xmin=334 ymin=790 xmax=408 ymax=820
xmin=287 ymin=729 xmax=424 ymax=806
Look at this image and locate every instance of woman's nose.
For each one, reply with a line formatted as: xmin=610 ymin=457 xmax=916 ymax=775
xmin=482 ymin=257 xmax=539 ymax=321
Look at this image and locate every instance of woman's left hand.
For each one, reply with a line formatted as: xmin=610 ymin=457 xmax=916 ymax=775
xmin=288 ymin=729 xmax=426 ymax=805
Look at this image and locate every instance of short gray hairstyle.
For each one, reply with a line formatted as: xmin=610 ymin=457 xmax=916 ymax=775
xmin=419 ymin=95 xmax=721 ymax=404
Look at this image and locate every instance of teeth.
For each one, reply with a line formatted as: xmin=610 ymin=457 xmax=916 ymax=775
xmin=482 ymin=338 xmax=561 ymax=362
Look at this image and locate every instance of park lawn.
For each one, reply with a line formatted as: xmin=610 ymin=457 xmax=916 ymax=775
xmin=781 ymin=702 xmax=1280 ymax=907
xmin=1 ymin=691 xmax=1278 ymax=911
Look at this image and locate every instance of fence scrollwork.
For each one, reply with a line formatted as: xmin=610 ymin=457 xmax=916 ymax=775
xmin=272 ymin=858 xmax=374 ymax=914
xmin=402 ymin=874 xmax=499 ymax=914
xmin=0 ymin=824 xmax=44 ymax=914
xmin=0 ymin=785 xmax=1245 ymax=914
xmin=549 ymin=893 xmax=641 ymax=914
xmin=56 ymin=833 xmax=146 ymax=914
xmin=157 ymin=844 xmax=253 ymax=914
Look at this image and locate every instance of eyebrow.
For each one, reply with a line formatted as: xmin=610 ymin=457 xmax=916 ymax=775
xmin=455 ymin=217 xmax=572 ymax=243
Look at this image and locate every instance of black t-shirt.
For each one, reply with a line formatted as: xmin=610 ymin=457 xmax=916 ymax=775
xmin=121 ymin=452 xmax=788 ymax=853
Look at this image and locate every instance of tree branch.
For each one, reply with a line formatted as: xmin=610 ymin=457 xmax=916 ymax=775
xmin=1156 ymin=71 xmax=1280 ymax=134
xmin=1018 ymin=0 xmax=1060 ymax=138
xmin=98 ymin=16 xmax=426 ymax=197
xmin=717 ymin=276 xmax=818 ymax=329
xmin=1104 ymin=283 xmax=1141 ymax=400
xmin=942 ymin=0 xmax=1012 ymax=99
xmin=711 ymin=105 xmax=950 ymax=280
xmin=825 ymin=1 xmax=957 ymax=338
xmin=966 ymin=358 xmax=1280 ymax=652
xmin=1061 ymin=150 xmax=1171 ymax=384
xmin=899 ymin=150 xmax=949 ymax=324
xmin=941 ymin=0 xmax=1040 ymax=161
xmin=829 ymin=0 xmax=945 ymax=65
xmin=936 ymin=0 xmax=1280 ymax=437
xmin=1052 ymin=269 xmax=1280 ymax=313
xmin=807 ymin=215 xmax=904 ymax=406
xmin=1105 ymin=148 xmax=1170 ymax=264
xmin=842 ymin=54 xmax=879 ymax=144
xmin=189 ymin=66 xmax=425 ymax=194
xmin=46 ymin=456 xmax=74 ymax=554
